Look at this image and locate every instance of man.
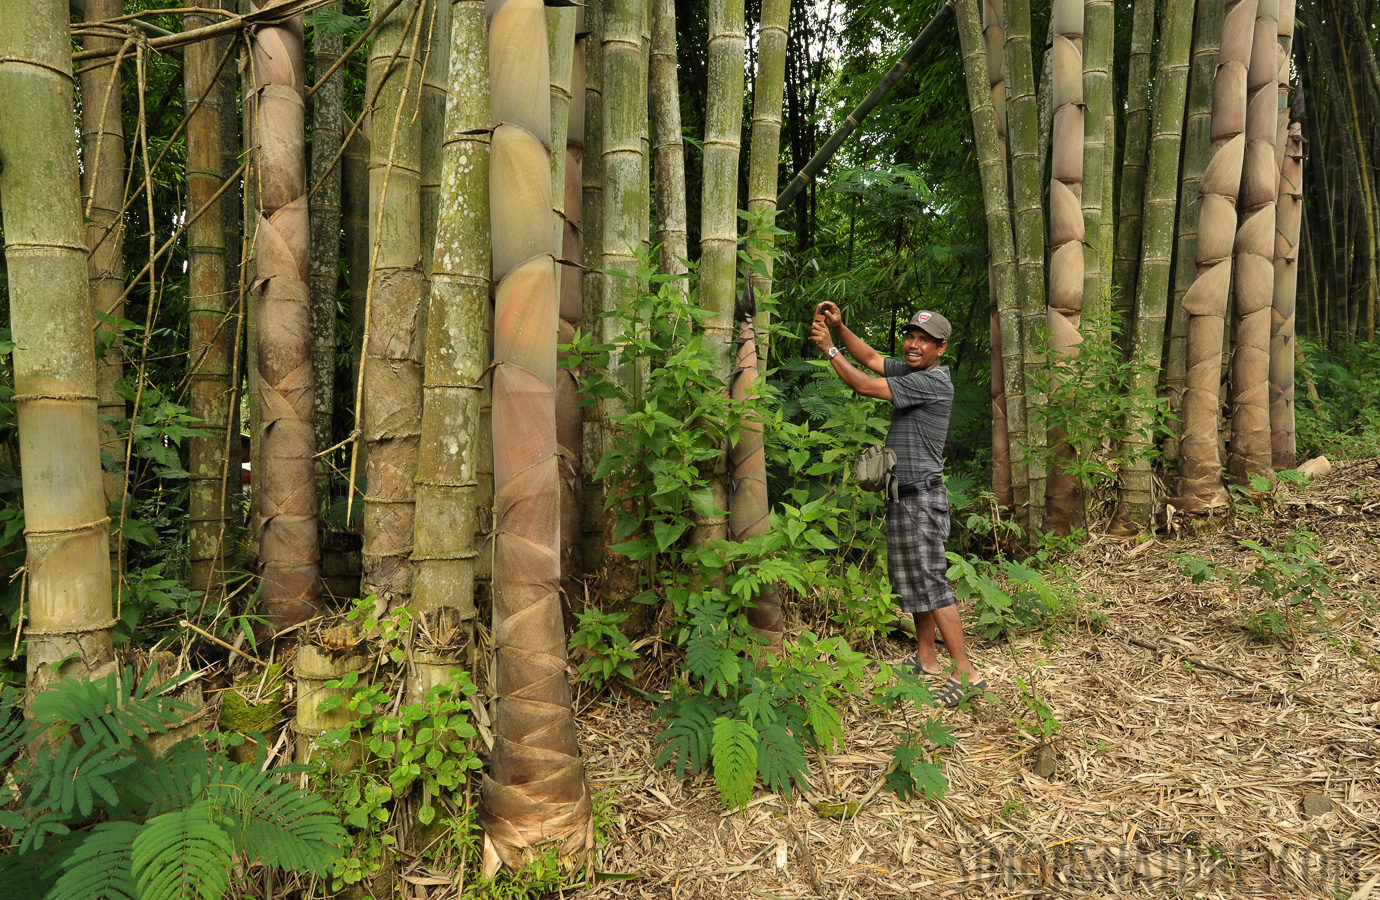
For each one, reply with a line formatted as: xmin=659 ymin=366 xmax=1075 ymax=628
xmin=810 ymin=302 xmax=986 ymax=708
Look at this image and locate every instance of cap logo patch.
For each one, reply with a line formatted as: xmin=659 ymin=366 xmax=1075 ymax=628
xmin=917 ymin=312 xmax=931 ymax=322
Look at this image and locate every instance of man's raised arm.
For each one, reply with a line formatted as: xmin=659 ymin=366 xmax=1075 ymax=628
xmin=816 ymin=302 xmax=885 ymax=374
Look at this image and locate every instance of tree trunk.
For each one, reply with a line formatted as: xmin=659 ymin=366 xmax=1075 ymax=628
xmin=1044 ymin=0 xmax=1085 ymax=535
xmin=187 ymin=0 xmax=233 ymax=605
xmin=479 ymin=0 xmax=594 ymax=873
xmin=595 ymin=0 xmax=650 ymax=621
xmin=1112 ymin=0 xmax=1195 ymax=533
xmin=362 ymin=0 xmax=424 ymax=605
xmin=1226 ymin=0 xmax=1277 ymax=484
xmin=310 ymin=1 xmax=344 ymax=519
xmin=1173 ymin=0 xmax=1255 ymax=514
xmin=1 ymin=0 xmax=115 ymax=693
xmin=79 ymin=0 xmax=127 ymax=574
xmin=650 ymin=0 xmax=689 ymax=286
xmin=251 ymin=0 xmax=322 ymax=632
xmin=412 ymin=0 xmax=488 ymax=645
xmin=745 ymin=0 xmax=789 ymax=361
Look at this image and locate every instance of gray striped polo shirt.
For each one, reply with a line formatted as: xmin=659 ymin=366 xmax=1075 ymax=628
xmin=883 ymin=359 xmax=953 ymax=486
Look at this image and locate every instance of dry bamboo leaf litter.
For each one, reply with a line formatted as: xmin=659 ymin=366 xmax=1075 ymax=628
xmin=574 ymin=461 xmax=1380 ymax=899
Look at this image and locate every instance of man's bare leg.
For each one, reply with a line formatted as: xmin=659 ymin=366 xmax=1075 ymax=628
xmin=931 ymin=603 xmax=981 ymax=683
xmin=913 ymin=610 xmax=940 ymax=672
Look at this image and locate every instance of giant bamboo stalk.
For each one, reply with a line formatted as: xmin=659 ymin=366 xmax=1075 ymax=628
xmin=1044 ymin=0 xmax=1085 ymax=534
xmin=362 ymin=0 xmax=424 ymax=604
xmin=309 ymin=1 xmax=345 ymax=518
xmin=1270 ymin=116 xmax=1303 ymax=468
xmin=1112 ymin=0 xmax=1195 ymax=533
xmin=1005 ymin=0 xmax=1041 ymax=527
xmin=596 ymin=0 xmax=649 ymax=618
xmin=1111 ymin=0 xmax=1156 ymax=340
xmin=343 ymin=124 xmax=370 ymax=517
xmin=422 ymin=0 xmax=451 ymax=280
xmin=79 ymin=0 xmax=127 ymax=550
xmin=731 ymin=285 xmax=782 ymax=656
xmin=692 ymin=0 xmax=744 ymax=558
xmin=187 ymin=0 xmax=233 ymax=605
xmin=580 ymin=0 xmax=605 ymax=576
xmin=1081 ymin=0 xmax=1113 ymax=328
xmin=1330 ymin=2 xmax=1378 ymax=342
xmin=480 ymin=0 xmax=594 ymax=872
xmin=1174 ymin=0 xmax=1256 ymax=513
xmin=649 ymin=0 xmax=687 ymax=283
xmin=981 ymin=0 xmax=1015 ymax=515
xmin=745 ymin=0 xmax=790 ymax=361
xmin=251 ymin=0 xmax=323 ymax=630
xmin=1165 ymin=0 xmax=1225 ymax=456
xmin=412 ymin=0 xmax=488 ymax=640
xmin=1 ymin=0 xmax=116 ymax=691
xmin=1226 ymin=0 xmax=1277 ymax=484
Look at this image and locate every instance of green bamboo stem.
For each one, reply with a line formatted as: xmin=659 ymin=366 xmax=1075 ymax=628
xmin=1111 ymin=0 xmax=1155 ymax=343
xmin=412 ymin=0 xmax=488 ymax=639
xmin=1112 ymin=0 xmax=1194 ymax=533
xmin=187 ymin=0 xmax=233 ymax=605
xmin=746 ymin=0 xmax=790 ymax=362
xmin=422 ymin=0 xmax=451 ymax=281
xmin=1080 ymin=0 xmax=1112 ymax=329
xmin=1 ymin=0 xmax=116 ymax=690
xmin=580 ymin=0 xmax=605 ymax=577
xmin=650 ymin=0 xmax=688 ymax=285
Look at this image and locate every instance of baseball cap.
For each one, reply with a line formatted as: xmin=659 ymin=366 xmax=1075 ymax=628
xmin=903 ymin=310 xmax=951 ymax=342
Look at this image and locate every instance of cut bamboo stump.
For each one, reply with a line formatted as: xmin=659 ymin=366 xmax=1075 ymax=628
xmin=295 ymin=630 xmax=367 ymax=766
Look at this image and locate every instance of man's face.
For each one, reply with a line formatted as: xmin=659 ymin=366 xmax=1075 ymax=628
xmin=902 ymin=328 xmax=947 ymax=371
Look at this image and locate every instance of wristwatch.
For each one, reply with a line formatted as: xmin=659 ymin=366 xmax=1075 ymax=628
xmin=827 ymin=346 xmax=839 ymax=359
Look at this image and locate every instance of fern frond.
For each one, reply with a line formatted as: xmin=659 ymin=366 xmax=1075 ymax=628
xmin=124 ymin=741 xmax=219 ymax=818
xmin=49 ymin=820 xmax=139 ymax=900
xmin=211 ymin=763 xmax=346 ymax=876
xmin=29 ymin=666 xmax=192 ymax=751
xmin=131 ymin=802 xmax=233 ymax=900
xmin=652 ymin=694 xmax=715 ymax=780
xmin=25 ymin=739 xmax=138 ymax=818
xmin=802 ymin=694 xmax=844 ymax=753
xmin=711 ymin=717 xmax=758 ymax=809
xmin=756 ymin=724 xmax=808 ymax=797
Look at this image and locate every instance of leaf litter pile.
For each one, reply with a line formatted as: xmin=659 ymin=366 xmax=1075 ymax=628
xmin=576 ymin=461 xmax=1380 ymax=899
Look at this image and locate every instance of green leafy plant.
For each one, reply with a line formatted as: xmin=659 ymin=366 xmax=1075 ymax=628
xmin=1012 ymin=676 xmax=1060 ymax=746
xmin=946 ymin=552 xmax=1067 ymax=641
xmin=312 ymin=600 xmax=485 ymax=889
xmin=1238 ymin=531 xmax=1333 ymax=645
xmin=873 ymin=670 xmax=955 ymax=801
xmin=569 ymin=608 xmax=639 ymax=691
xmin=0 ymin=666 xmax=345 ymax=900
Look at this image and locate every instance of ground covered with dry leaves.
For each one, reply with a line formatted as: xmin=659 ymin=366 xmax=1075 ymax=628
xmin=573 ymin=461 xmax=1380 ymax=900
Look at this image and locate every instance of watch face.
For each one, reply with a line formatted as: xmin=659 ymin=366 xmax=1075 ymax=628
xmin=828 ymin=347 xmax=838 ymax=358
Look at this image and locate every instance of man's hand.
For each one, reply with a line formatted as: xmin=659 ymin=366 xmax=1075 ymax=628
xmin=810 ymin=317 xmax=834 ymax=352
xmin=816 ymin=301 xmax=843 ymax=329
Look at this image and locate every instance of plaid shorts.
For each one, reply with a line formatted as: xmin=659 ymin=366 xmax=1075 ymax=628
xmin=886 ymin=485 xmax=957 ymax=614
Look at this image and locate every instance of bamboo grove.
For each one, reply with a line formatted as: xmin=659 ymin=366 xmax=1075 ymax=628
xmin=0 ymin=0 xmax=1375 ymax=877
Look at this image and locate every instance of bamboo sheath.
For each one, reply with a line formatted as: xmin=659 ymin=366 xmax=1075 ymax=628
xmin=731 ymin=293 xmax=783 ymax=657
xmin=362 ymin=0 xmax=425 ymax=604
xmin=309 ymin=1 xmax=344 ymax=519
xmin=79 ymin=0 xmax=128 ymax=535
xmin=411 ymin=0 xmax=488 ymax=631
xmin=1226 ymin=0 xmax=1277 ymax=484
xmin=250 ymin=0 xmax=323 ymax=630
xmin=1165 ymin=0 xmax=1224 ymax=455
xmin=650 ymin=0 xmax=689 ymax=289
xmin=1174 ymin=0 xmax=1256 ymax=513
xmin=1044 ymin=0 xmax=1085 ymax=533
xmin=1005 ymin=0 xmax=1042 ymax=527
xmin=1113 ymin=0 xmax=1195 ymax=533
xmin=548 ymin=5 xmax=582 ymax=593
xmin=187 ymin=0 xmax=232 ymax=604
xmin=745 ymin=0 xmax=790 ymax=360
xmin=0 ymin=0 xmax=116 ymax=688
xmin=1271 ymin=120 xmax=1302 ymax=469
xmin=480 ymin=0 xmax=593 ymax=873
xmin=1267 ymin=3 xmax=1297 ymax=468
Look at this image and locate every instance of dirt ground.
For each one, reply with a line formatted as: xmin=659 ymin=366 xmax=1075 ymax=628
xmin=570 ymin=461 xmax=1380 ymax=900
